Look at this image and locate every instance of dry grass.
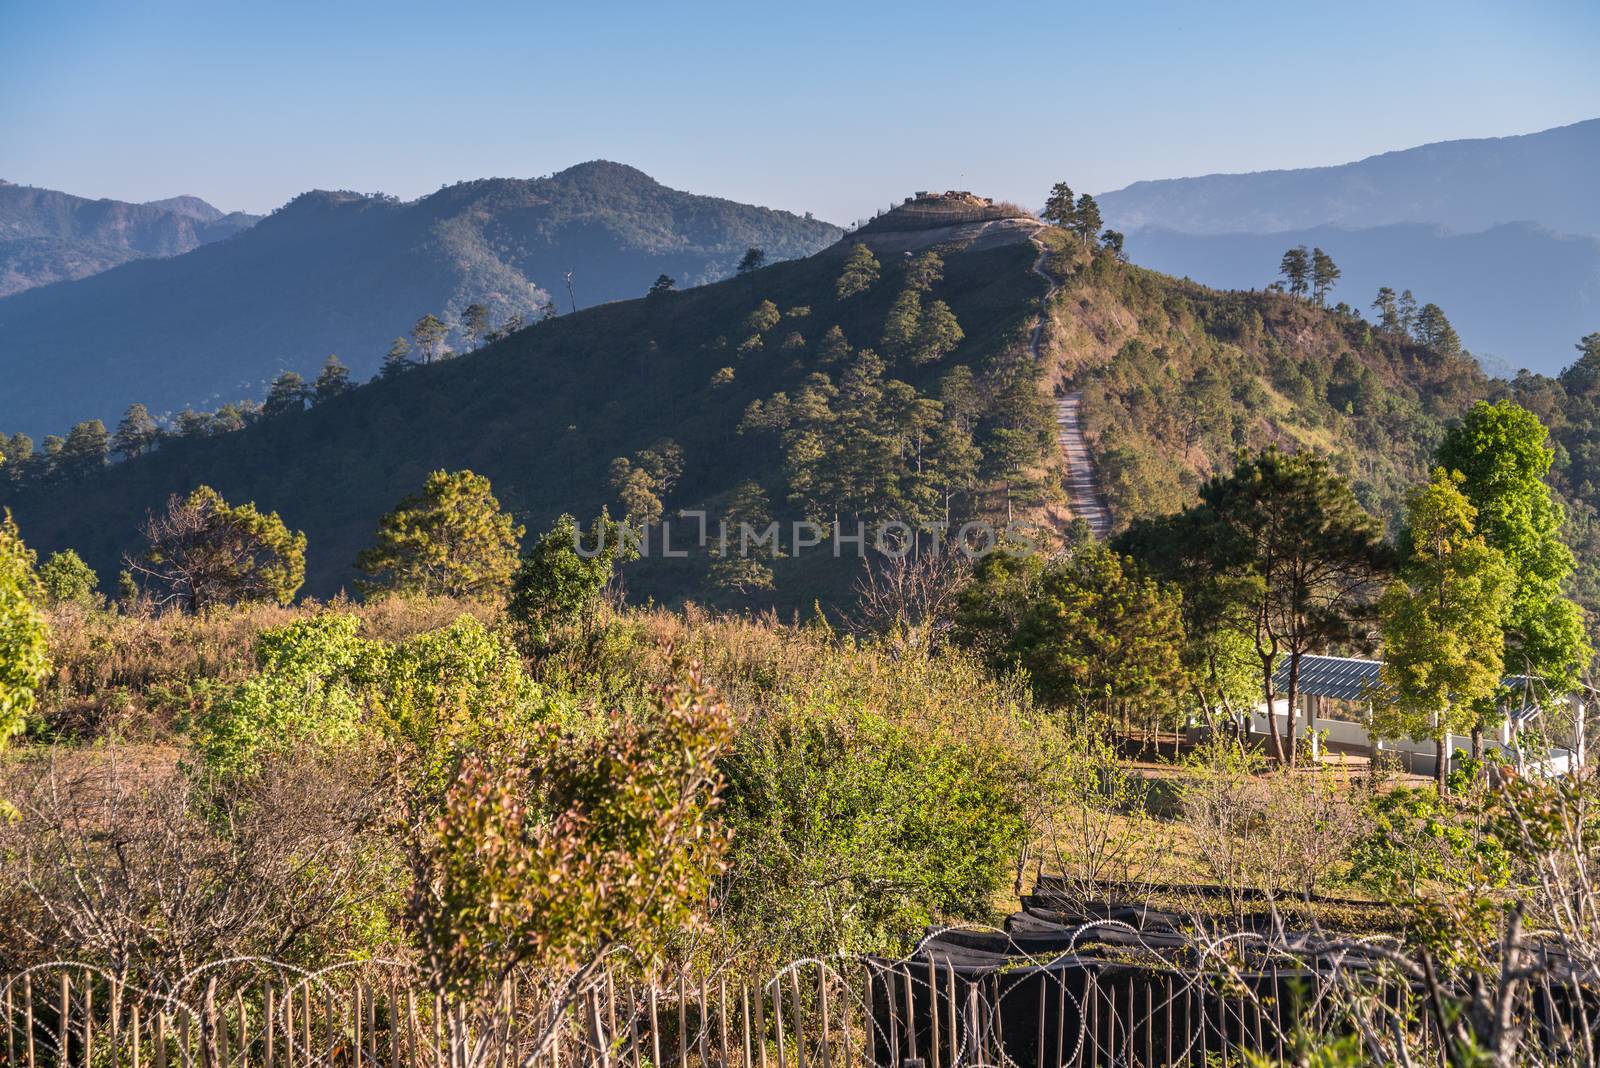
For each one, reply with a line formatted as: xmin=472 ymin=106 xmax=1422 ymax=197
xmin=36 ymin=595 xmax=495 ymax=741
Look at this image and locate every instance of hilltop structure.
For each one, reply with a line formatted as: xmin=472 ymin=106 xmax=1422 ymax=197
xmin=848 ymin=191 xmax=1040 ymax=254
xmin=857 ymin=191 xmax=1032 ymax=233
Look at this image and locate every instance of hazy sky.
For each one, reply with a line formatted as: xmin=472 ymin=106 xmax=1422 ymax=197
xmin=3 ymin=0 xmax=1597 ymax=224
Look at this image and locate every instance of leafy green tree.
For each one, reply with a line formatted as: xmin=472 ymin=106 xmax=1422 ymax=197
xmin=131 ymin=485 xmax=306 ymax=612
xmin=835 ymin=243 xmax=880 ymax=299
xmin=1373 ymin=470 xmax=1515 ymax=793
xmin=0 ymin=511 xmax=49 ymax=746
xmin=58 ymin=420 xmax=110 ymax=478
xmin=313 ymin=355 xmax=354 ymax=403
xmin=356 ymin=470 xmax=524 ymax=601
xmin=956 ymin=542 xmax=1187 ymax=713
xmin=1278 ymin=246 xmax=1311 ymax=298
xmin=112 ymin=404 xmax=160 ymax=460
xmin=411 ymin=313 xmax=448 ymax=364
xmin=1310 ymin=247 xmax=1341 ymax=305
xmin=1071 ymin=194 xmax=1102 ymax=250
xmin=736 ymin=247 xmax=766 ymax=275
xmin=1041 ymin=182 xmax=1076 ymax=227
xmin=1099 ymin=230 xmax=1125 ymax=258
xmin=381 ymin=336 xmax=414 ymax=379
xmin=1199 ymin=448 xmax=1392 ymax=763
xmin=461 ymin=303 xmax=491 ymax=350
xmin=1436 ymin=401 xmax=1590 ymax=711
xmin=263 ymin=372 xmax=310 ymax=417
xmin=709 ymin=481 xmax=779 ymax=593
xmin=38 ymin=549 xmax=99 ymax=607
xmin=507 ymin=511 xmax=637 ymax=651
xmin=647 ymin=274 xmax=676 ymax=297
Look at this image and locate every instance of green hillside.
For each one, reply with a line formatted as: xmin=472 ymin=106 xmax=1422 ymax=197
xmin=0 ymin=162 xmax=842 ymax=437
xmin=7 ymin=213 xmax=1597 ymax=618
xmin=2 ymin=224 xmax=1047 ymax=608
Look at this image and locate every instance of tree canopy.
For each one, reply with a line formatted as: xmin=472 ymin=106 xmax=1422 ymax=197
xmin=356 ymin=470 xmax=524 ymax=601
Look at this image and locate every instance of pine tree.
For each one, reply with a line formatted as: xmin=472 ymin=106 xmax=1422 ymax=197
xmin=1310 ymin=248 xmax=1341 ymax=305
xmin=880 ymin=289 xmax=922 ymax=363
xmin=132 ymin=486 xmax=306 ymax=611
xmin=648 ymin=274 xmax=677 ymax=297
xmin=1099 ymin=230 xmax=1125 ymax=258
xmin=911 ymin=299 xmax=964 ymax=365
xmin=1042 ymin=182 xmax=1076 ymax=227
xmin=356 ymin=470 xmax=524 ymax=600
xmin=263 ymin=371 xmax=310 ymax=417
xmin=1071 ymin=194 xmax=1102 ymax=250
xmin=1414 ymin=303 xmax=1462 ymax=356
xmin=313 ymin=355 xmax=354 ymax=403
xmin=381 ymin=336 xmax=415 ymax=379
xmin=709 ymin=481 xmax=779 ymax=593
xmin=59 ymin=420 xmax=109 ymax=478
xmin=1278 ymin=246 xmax=1311 ymax=298
xmin=112 ymin=403 xmax=160 ymax=460
xmin=1372 ymin=287 xmax=1401 ymax=333
xmin=816 ymin=325 xmax=851 ymax=365
xmin=411 ymin=313 xmax=448 ymax=364
xmin=737 ymin=248 xmax=766 ymax=275
xmin=835 ymin=243 xmax=880 ymax=299
xmin=1398 ymin=290 xmax=1418 ymax=335
xmin=460 ymin=303 xmax=492 ymax=350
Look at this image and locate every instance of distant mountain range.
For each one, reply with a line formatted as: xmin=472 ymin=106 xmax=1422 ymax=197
xmin=1119 ymin=223 xmax=1600 ymax=374
xmin=1098 ymin=119 xmax=1600 ymax=236
xmin=1098 ymin=119 xmax=1600 ymax=374
xmin=0 ymin=162 xmax=842 ymax=438
xmin=0 ymin=180 xmax=259 ymax=297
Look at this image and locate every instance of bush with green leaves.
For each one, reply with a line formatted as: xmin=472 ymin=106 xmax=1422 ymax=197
xmin=1349 ymin=785 xmax=1510 ymax=897
xmin=0 ymin=511 xmax=49 ymax=745
xmin=189 ymin=612 xmax=543 ymax=790
xmin=37 ymin=549 xmax=99 ymax=607
xmin=187 ymin=612 xmax=379 ymax=783
xmin=507 ymin=512 xmax=636 ymax=653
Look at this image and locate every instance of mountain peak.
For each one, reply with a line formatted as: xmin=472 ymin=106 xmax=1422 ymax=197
xmin=550 ymin=160 xmax=659 ymax=186
xmin=141 ymin=194 xmax=226 ymax=222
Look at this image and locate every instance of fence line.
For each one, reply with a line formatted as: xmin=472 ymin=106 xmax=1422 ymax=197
xmin=4 ymin=933 xmax=1595 ymax=1068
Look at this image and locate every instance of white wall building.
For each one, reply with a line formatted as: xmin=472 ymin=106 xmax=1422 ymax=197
xmin=1246 ymin=655 xmax=1586 ymax=777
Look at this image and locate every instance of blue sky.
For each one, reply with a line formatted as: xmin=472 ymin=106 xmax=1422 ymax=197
xmin=3 ymin=0 xmax=1597 ymax=224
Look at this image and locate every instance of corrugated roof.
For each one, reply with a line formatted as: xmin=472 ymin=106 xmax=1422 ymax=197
xmin=1273 ymin=656 xmax=1560 ymax=707
xmin=1272 ymin=656 xmax=1383 ymax=701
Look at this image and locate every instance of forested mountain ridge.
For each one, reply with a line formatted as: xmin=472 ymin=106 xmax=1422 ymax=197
xmin=0 ymin=162 xmax=842 ymax=437
xmin=1038 ymin=245 xmax=1600 ymax=611
xmin=1093 ymin=120 xmax=1600 ymax=374
xmin=2 ymin=215 xmax=1047 ymax=605
xmin=6 ymin=209 xmax=1597 ymax=618
xmin=1115 ymin=223 xmax=1600 ymax=376
xmin=0 ymin=180 xmax=257 ymax=296
xmin=1097 ymin=118 xmax=1600 ymax=236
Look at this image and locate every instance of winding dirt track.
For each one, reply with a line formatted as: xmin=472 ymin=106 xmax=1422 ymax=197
xmin=1028 ymin=238 xmax=1111 ymax=538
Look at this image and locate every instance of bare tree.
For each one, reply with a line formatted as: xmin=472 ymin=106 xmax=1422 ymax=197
xmin=852 ymin=546 xmax=969 ymax=651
